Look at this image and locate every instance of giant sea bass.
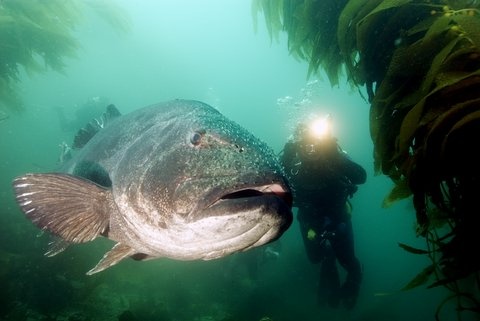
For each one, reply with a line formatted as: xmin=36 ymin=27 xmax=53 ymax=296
xmin=13 ymin=100 xmax=293 ymax=274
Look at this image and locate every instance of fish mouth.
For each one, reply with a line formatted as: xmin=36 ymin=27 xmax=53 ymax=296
xmin=201 ymin=182 xmax=293 ymax=252
xmin=213 ymin=183 xmax=293 ymax=208
xmin=181 ymin=180 xmax=293 ymax=257
xmin=178 ymin=173 xmax=293 ymax=221
xmin=193 ymin=181 xmax=293 ymax=224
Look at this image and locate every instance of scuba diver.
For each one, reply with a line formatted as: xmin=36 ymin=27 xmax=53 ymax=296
xmin=280 ymin=115 xmax=366 ymax=310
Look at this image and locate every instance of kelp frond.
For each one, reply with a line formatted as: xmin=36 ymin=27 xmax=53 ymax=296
xmin=253 ymin=0 xmax=349 ymax=86
xmin=0 ymin=0 xmax=130 ymax=110
xmin=251 ymin=0 xmax=283 ymax=42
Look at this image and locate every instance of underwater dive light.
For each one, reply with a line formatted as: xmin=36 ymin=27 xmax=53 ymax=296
xmin=308 ymin=114 xmax=332 ymax=139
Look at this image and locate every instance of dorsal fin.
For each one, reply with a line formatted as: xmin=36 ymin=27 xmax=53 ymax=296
xmin=73 ymin=104 xmax=121 ymax=149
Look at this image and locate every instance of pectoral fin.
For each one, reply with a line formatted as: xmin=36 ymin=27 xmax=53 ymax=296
xmin=45 ymin=237 xmax=71 ymax=257
xmin=87 ymin=242 xmax=137 ymax=275
xmin=13 ymin=173 xmax=111 ymax=243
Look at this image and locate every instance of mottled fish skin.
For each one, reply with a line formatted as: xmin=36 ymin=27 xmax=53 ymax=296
xmin=13 ymin=100 xmax=293 ymax=274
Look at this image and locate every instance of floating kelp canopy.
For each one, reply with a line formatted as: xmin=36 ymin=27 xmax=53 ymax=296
xmin=0 ymin=0 xmax=130 ymax=110
xmin=254 ymin=0 xmax=480 ymax=318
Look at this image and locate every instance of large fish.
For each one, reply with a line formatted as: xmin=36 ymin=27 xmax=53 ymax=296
xmin=13 ymin=100 xmax=293 ymax=274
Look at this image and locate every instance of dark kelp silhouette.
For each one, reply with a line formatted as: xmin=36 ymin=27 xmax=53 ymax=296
xmin=0 ymin=0 xmax=130 ymax=110
xmin=254 ymin=0 xmax=480 ymax=318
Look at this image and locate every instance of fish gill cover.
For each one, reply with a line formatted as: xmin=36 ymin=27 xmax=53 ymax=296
xmin=254 ymin=0 xmax=480 ymax=318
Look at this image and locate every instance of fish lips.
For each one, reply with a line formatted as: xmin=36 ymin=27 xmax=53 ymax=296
xmin=214 ymin=183 xmax=292 ymax=208
xmin=197 ymin=182 xmax=293 ymax=232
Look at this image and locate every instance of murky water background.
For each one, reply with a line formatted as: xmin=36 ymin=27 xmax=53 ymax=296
xmin=0 ymin=1 xmax=465 ymax=320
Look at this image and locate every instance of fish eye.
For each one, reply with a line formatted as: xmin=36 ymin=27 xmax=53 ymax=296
xmin=190 ymin=131 xmax=204 ymax=146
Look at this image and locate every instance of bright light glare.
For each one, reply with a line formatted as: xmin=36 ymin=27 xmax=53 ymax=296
xmin=309 ymin=116 xmax=331 ymax=139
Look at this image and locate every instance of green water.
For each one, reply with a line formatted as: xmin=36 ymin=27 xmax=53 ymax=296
xmin=0 ymin=1 xmax=466 ymax=320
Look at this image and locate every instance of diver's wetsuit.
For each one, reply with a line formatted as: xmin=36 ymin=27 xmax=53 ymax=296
xmin=281 ymin=138 xmax=366 ymax=309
